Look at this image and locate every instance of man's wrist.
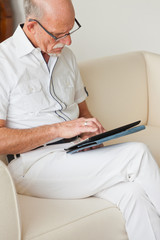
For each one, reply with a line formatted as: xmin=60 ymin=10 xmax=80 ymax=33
xmin=50 ymin=123 xmax=61 ymax=139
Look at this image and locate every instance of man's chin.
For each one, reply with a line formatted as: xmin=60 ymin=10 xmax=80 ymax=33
xmin=48 ymin=48 xmax=64 ymax=57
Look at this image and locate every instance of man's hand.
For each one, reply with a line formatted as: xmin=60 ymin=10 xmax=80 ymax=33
xmin=75 ymin=100 xmax=106 ymax=151
xmin=55 ymin=117 xmax=105 ymax=152
xmin=80 ymin=118 xmax=106 ymax=141
xmin=79 ymin=118 xmax=106 ymax=152
xmin=55 ymin=117 xmax=104 ymax=139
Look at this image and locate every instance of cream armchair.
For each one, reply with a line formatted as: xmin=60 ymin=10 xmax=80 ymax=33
xmin=1 ymin=51 xmax=160 ymax=240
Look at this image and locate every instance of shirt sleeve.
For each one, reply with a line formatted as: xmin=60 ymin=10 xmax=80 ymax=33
xmin=75 ymin=69 xmax=88 ymax=103
xmin=0 ymin=67 xmax=10 ymax=120
xmin=72 ymin=53 xmax=88 ymax=104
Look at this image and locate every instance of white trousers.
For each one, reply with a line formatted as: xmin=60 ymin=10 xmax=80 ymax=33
xmin=8 ymin=142 xmax=160 ymax=240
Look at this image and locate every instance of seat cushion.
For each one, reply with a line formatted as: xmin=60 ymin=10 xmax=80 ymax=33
xmin=18 ymin=195 xmax=128 ymax=240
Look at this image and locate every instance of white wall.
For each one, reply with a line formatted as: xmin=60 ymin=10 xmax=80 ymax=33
xmin=11 ymin=0 xmax=160 ymax=62
xmin=11 ymin=0 xmax=24 ymax=26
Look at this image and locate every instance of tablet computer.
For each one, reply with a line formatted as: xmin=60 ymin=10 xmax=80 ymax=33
xmin=65 ymin=120 xmax=145 ymax=154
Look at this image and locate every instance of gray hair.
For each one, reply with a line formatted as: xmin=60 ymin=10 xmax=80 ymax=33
xmin=23 ymin=0 xmax=44 ymax=19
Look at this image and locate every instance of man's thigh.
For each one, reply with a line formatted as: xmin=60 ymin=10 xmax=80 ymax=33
xmin=13 ymin=142 xmax=142 ymax=198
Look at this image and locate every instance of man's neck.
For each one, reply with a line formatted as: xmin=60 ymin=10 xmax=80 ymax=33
xmin=41 ymin=52 xmax=50 ymax=64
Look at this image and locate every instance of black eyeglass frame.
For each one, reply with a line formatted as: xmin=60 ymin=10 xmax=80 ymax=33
xmin=28 ymin=18 xmax=81 ymax=41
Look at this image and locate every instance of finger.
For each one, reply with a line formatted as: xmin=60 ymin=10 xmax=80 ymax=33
xmin=80 ymin=125 xmax=98 ymax=133
xmin=80 ymin=119 xmax=98 ymax=133
xmin=83 ymin=118 xmax=105 ymax=133
xmin=91 ymin=144 xmax=104 ymax=150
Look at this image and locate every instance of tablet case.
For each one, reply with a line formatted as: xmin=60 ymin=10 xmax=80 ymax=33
xmin=65 ymin=120 xmax=145 ymax=154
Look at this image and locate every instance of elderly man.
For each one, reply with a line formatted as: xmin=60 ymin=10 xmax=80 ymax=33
xmin=0 ymin=0 xmax=160 ymax=239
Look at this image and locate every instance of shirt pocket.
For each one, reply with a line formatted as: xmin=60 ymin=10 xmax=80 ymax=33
xmin=53 ymin=76 xmax=75 ymax=106
xmin=12 ymin=81 xmax=49 ymax=113
xmin=20 ymin=82 xmax=42 ymax=95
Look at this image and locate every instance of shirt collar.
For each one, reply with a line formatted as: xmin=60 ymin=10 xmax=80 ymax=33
xmin=13 ymin=24 xmax=37 ymax=58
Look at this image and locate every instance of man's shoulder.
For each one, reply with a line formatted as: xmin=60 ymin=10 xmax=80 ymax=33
xmin=0 ymin=25 xmax=25 ymax=60
xmin=0 ymin=35 xmax=16 ymax=60
xmin=0 ymin=33 xmax=20 ymax=88
xmin=0 ymin=36 xmax=12 ymax=50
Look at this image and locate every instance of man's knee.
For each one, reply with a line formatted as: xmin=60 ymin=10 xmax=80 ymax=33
xmin=122 ymin=182 xmax=147 ymax=209
xmin=128 ymin=142 xmax=148 ymax=153
xmin=126 ymin=142 xmax=151 ymax=162
xmin=128 ymin=182 xmax=145 ymax=197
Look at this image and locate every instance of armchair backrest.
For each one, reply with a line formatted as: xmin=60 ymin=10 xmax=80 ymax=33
xmin=79 ymin=52 xmax=148 ymax=130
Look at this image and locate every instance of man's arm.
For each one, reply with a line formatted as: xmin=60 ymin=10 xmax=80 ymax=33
xmin=0 ymin=117 xmax=99 ymax=155
xmin=79 ymin=101 xmax=93 ymax=118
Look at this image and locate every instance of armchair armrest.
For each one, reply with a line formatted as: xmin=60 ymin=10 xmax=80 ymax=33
xmin=0 ymin=160 xmax=21 ymax=240
xmin=143 ymin=52 xmax=160 ymax=127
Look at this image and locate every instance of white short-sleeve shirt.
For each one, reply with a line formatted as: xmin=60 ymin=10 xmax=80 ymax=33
xmin=0 ymin=25 xmax=87 ymax=129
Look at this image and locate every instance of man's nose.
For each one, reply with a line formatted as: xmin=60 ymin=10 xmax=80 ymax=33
xmin=59 ymin=35 xmax=72 ymax=46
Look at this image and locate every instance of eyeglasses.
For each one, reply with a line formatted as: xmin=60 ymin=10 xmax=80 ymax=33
xmin=28 ymin=18 xmax=81 ymax=41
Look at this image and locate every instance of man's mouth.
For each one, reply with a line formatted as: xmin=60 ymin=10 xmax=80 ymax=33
xmin=53 ymin=43 xmax=65 ymax=50
xmin=47 ymin=43 xmax=65 ymax=56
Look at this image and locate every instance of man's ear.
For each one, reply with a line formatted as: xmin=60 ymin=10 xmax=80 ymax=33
xmin=26 ymin=21 xmax=36 ymax=34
